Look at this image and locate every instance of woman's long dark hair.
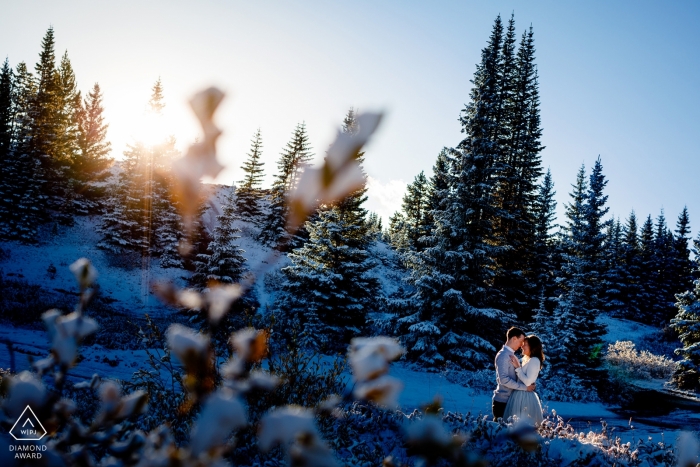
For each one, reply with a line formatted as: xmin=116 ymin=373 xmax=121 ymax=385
xmin=526 ymin=335 xmax=545 ymax=369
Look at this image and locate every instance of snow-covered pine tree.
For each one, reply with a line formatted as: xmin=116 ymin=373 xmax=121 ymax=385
xmin=0 ymin=62 xmax=44 ymax=242
xmin=277 ymin=206 xmax=379 ymax=351
xmin=235 ymin=128 xmax=265 ymax=222
xmin=73 ymin=83 xmax=112 ymax=213
xmin=276 ymin=109 xmax=378 ymax=351
xmin=260 ymin=123 xmax=313 ymax=247
xmin=451 ymin=14 xmax=509 ymax=310
xmin=672 ymin=207 xmax=694 ymax=299
xmin=0 ymin=58 xmax=12 ymax=164
xmin=98 ymin=142 xmax=151 ymax=252
xmin=601 ymin=219 xmax=626 ymax=317
xmin=582 ymin=157 xmax=611 ymax=309
xmin=670 ymin=253 xmax=700 ymax=390
xmin=99 ymin=80 xmax=181 ymax=263
xmin=387 ymin=171 xmax=430 ymax=254
xmin=652 ymin=212 xmax=677 ymax=323
xmin=30 ymin=27 xmax=69 ymax=223
xmin=52 ymin=51 xmax=82 ymax=224
xmin=0 ymin=58 xmax=13 ymax=233
xmin=637 ymin=215 xmax=659 ymax=323
xmin=620 ymin=211 xmax=643 ymax=320
xmin=151 ymin=137 xmax=183 ymax=267
xmin=396 ymin=17 xmax=515 ymax=369
xmin=532 ymin=169 xmax=558 ymax=309
xmin=191 ymin=187 xmax=246 ymax=288
xmin=491 ymin=21 xmax=544 ymax=322
xmin=557 ymin=164 xmax=606 ymax=382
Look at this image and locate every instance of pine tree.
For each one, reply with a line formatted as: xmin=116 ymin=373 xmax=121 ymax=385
xmin=601 ymin=219 xmax=626 ymax=316
xmin=557 ymin=164 xmax=606 ymax=382
xmin=0 ymin=58 xmax=12 ymax=163
xmin=574 ymin=156 xmax=610 ymax=317
xmin=260 ymin=123 xmax=313 ymax=247
xmin=191 ymin=187 xmax=246 ymax=288
xmin=151 ymin=136 xmax=183 ymax=266
xmin=388 ymin=171 xmax=430 ymax=253
xmin=276 ymin=110 xmax=377 ymax=351
xmin=620 ymin=211 xmax=643 ymax=319
xmin=396 ymin=17 xmax=516 ymax=369
xmin=236 ymin=129 xmax=265 ymax=221
xmin=532 ymin=169 xmax=557 ymax=306
xmin=73 ymin=83 xmax=112 ymax=212
xmin=491 ymin=22 xmax=544 ymax=322
xmin=672 ymin=207 xmax=694 ymax=304
xmin=0 ymin=62 xmax=43 ymax=241
xmin=637 ymin=215 xmax=658 ymax=323
xmin=52 ymin=51 xmax=81 ymax=223
xmin=99 ymin=142 xmax=151 ymax=251
xmin=451 ymin=14 xmax=508 ymax=309
xmin=30 ymin=27 xmax=66 ymax=220
xmin=670 ymin=260 xmax=700 ymax=390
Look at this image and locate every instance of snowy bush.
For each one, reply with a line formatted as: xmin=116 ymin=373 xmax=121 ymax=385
xmin=536 ymin=373 xmax=600 ymax=403
xmin=604 ymin=340 xmax=675 ymax=380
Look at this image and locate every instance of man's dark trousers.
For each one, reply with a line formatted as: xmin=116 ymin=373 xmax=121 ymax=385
xmin=492 ymin=400 xmax=507 ymax=421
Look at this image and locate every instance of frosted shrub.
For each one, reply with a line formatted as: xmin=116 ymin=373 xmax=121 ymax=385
xmin=604 ymin=340 xmax=675 ymax=380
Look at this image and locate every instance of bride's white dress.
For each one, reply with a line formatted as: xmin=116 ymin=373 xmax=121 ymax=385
xmin=503 ymin=356 xmax=544 ymax=425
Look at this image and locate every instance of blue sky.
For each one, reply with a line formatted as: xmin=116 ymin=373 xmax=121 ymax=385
xmin=1 ymin=1 xmax=698 ymax=238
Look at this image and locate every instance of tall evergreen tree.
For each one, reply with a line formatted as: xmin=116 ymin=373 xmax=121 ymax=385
xmin=532 ymin=169 xmax=557 ymax=305
xmin=0 ymin=58 xmax=12 ymax=163
xmin=0 ymin=62 xmax=43 ymax=241
xmin=396 ymin=17 xmax=516 ymax=369
xmin=99 ymin=80 xmax=179 ymax=259
xmin=235 ymin=128 xmax=265 ymax=221
xmin=672 ymin=207 xmax=694 ymax=302
xmin=620 ymin=211 xmax=643 ymax=319
xmin=670 ymin=260 xmax=700 ymax=390
xmin=73 ymin=83 xmax=112 ymax=211
xmin=557 ymin=164 xmax=606 ymax=382
xmin=191 ymin=187 xmax=246 ymax=288
xmin=30 ymin=27 xmax=66 ymax=219
xmin=491 ymin=22 xmax=544 ymax=322
xmin=601 ymin=219 xmax=626 ymax=316
xmin=388 ymin=171 xmax=430 ymax=254
xmin=276 ymin=111 xmax=376 ymax=351
xmin=260 ymin=123 xmax=313 ymax=246
xmin=637 ymin=215 xmax=659 ymax=323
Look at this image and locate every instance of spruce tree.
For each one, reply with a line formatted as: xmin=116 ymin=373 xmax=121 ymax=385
xmin=236 ymin=128 xmax=265 ymax=221
xmin=73 ymin=83 xmax=112 ymax=212
xmin=260 ymin=123 xmax=313 ymax=246
xmin=276 ymin=110 xmax=377 ymax=351
xmin=191 ymin=187 xmax=246 ymax=288
xmin=601 ymin=219 xmax=626 ymax=316
xmin=672 ymin=207 xmax=694 ymax=304
xmin=388 ymin=171 xmax=430 ymax=253
xmin=0 ymin=58 xmax=12 ymax=163
xmin=582 ymin=156 xmax=611 ymax=309
xmin=637 ymin=215 xmax=658 ymax=323
xmin=30 ymin=27 xmax=66 ymax=220
xmin=670 ymin=261 xmax=700 ymax=390
xmin=621 ymin=211 xmax=643 ymax=319
xmin=491 ymin=22 xmax=544 ymax=322
xmin=0 ymin=62 xmax=43 ymax=241
xmin=532 ymin=169 xmax=557 ymax=306
xmin=557 ymin=164 xmax=606 ymax=382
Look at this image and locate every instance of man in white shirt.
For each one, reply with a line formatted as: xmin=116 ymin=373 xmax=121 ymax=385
xmin=492 ymin=326 xmax=536 ymax=421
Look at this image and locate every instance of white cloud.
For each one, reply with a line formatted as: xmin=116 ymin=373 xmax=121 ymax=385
xmin=365 ymin=176 xmax=407 ymax=225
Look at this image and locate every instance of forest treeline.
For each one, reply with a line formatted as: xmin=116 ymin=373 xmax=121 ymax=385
xmin=1 ymin=19 xmax=699 ymax=392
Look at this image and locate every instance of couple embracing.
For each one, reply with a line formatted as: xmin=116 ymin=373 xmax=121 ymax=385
xmin=492 ymin=327 xmax=545 ymax=425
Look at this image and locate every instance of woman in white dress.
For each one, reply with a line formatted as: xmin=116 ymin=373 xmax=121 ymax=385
xmin=503 ymin=334 xmax=544 ymax=425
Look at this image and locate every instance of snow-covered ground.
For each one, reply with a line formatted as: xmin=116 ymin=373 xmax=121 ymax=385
xmin=1 ymin=202 xmax=697 ymax=455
